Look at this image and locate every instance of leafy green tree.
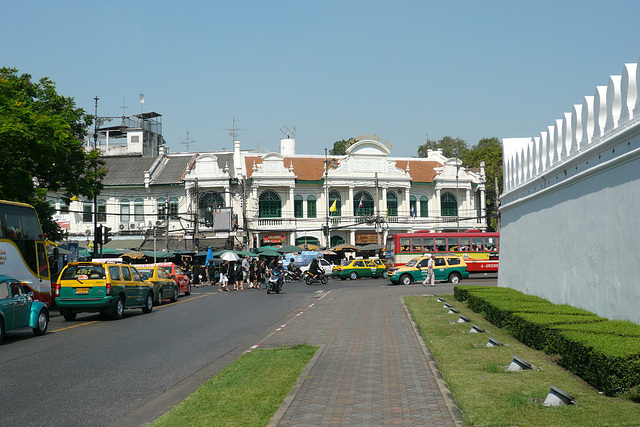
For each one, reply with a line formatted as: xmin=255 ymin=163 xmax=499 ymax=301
xmin=417 ymin=135 xmax=469 ymax=159
xmin=464 ymin=137 xmax=503 ymax=231
xmin=329 ymin=137 xmax=357 ymax=155
xmin=0 ymin=68 xmax=105 ymax=240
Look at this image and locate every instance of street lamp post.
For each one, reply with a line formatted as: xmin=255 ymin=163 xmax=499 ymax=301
xmin=93 ymin=96 xmax=99 ymax=258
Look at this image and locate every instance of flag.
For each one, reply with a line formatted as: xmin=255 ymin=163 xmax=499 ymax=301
xmin=385 ymin=208 xmax=389 ymax=218
xmin=139 ymin=94 xmax=145 ymax=104
xmin=357 ymin=197 xmax=363 ymax=214
xmin=411 ymin=205 xmax=416 ymax=218
xmin=329 ymin=199 xmax=337 ymax=212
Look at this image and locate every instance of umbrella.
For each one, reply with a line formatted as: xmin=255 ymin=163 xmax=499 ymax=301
xmin=358 ymin=244 xmax=385 ymax=251
xmin=277 ymin=245 xmax=305 ymax=253
xmin=142 ymin=250 xmax=174 ymax=259
xmin=258 ymin=249 xmax=281 ymax=257
xmin=205 ymin=247 xmax=214 ymax=265
xmin=220 ymin=251 xmax=241 ymax=261
xmin=122 ymin=251 xmax=145 ymax=259
xmin=331 ymin=244 xmax=359 ymax=251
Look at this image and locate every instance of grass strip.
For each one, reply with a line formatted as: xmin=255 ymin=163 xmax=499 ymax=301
xmin=152 ymin=343 xmax=317 ymax=427
xmin=405 ymin=295 xmax=640 ymax=426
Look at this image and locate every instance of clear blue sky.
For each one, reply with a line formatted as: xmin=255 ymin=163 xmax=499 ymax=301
xmin=3 ymin=1 xmax=639 ymax=157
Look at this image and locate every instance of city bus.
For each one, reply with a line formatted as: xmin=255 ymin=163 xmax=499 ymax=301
xmin=385 ymin=231 xmax=499 ymax=273
xmin=0 ymin=200 xmax=52 ymax=305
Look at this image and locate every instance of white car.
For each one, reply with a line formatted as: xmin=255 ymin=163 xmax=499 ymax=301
xmin=299 ymin=259 xmax=333 ymax=276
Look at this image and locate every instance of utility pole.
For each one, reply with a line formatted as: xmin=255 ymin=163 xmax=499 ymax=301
xmin=324 ymin=148 xmax=330 ymax=248
xmin=93 ymin=96 xmax=99 ymax=258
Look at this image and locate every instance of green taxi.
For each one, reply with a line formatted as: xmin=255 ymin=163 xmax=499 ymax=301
xmin=56 ymin=261 xmax=155 ymax=320
xmin=136 ymin=264 xmax=180 ymax=305
xmin=331 ymin=258 xmax=386 ymax=280
xmin=388 ymin=255 xmax=469 ymax=285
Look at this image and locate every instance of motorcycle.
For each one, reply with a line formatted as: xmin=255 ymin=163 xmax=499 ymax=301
xmin=305 ymin=271 xmax=328 ymax=285
xmin=284 ymin=268 xmax=302 ymax=283
xmin=267 ymin=270 xmax=284 ymax=294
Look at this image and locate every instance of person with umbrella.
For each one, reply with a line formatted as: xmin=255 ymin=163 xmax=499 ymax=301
xmin=218 ymin=260 xmax=229 ymax=292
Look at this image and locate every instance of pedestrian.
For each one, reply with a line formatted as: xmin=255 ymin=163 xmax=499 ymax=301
xmin=242 ymin=255 xmax=250 ymax=288
xmin=422 ymin=253 xmax=436 ymax=287
xmin=234 ymin=261 xmax=244 ymax=290
xmin=219 ymin=260 xmax=229 ymax=292
xmin=206 ymin=260 xmax=216 ymax=286
xmin=248 ymin=258 xmax=257 ymax=288
xmin=258 ymin=259 xmax=267 ymax=290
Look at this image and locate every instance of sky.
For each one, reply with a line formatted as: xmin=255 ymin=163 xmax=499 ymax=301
xmin=3 ymin=1 xmax=640 ymax=157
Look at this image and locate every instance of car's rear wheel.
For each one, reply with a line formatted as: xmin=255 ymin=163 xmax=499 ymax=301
xmin=0 ymin=319 xmax=4 ymax=342
xmin=185 ymin=282 xmax=191 ymax=296
xmin=448 ymin=273 xmax=461 ymax=284
xmin=170 ymin=287 xmax=179 ymax=302
xmin=142 ymin=292 xmax=154 ymax=313
xmin=111 ymin=297 xmax=124 ymax=320
xmin=33 ymin=309 xmax=48 ymax=336
xmin=62 ymin=309 xmax=77 ymax=321
xmin=349 ymin=271 xmax=358 ymax=280
xmin=400 ymin=274 xmax=412 ymax=286
xmin=155 ymin=290 xmax=162 ymax=306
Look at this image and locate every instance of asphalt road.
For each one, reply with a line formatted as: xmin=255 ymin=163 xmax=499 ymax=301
xmin=0 ymin=274 xmax=497 ymax=426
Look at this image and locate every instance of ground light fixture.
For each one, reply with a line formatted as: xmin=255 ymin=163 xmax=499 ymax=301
xmin=486 ymin=337 xmax=504 ymax=347
xmin=458 ymin=315 xmax=470 ymax=323
xmin=507 ymin=355 xmax=532 ymax=371
xmin=543 ymin=386 xmax=576 ymax=406
xmin=443 ymin=302 xmax=453 ymax=309
xmin=469 ymin=324 xmax=486 ymax=333
xmin=436 ymin=296 xmax=445 ymax=302
xmin=448 ymin=307 xmax=459 ymax=314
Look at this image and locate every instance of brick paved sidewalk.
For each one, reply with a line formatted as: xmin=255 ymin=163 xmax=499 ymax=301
xmin=261 ymin=284 xmax=464 ymax=426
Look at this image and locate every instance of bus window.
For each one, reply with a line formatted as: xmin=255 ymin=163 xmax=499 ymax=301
xmin=400 ymin=238 xmax=411 ymax=252
xmin=471 ymin=237 xmax=484 ymax=251
xmin=36 ymin=241 xmax=49 ymax=278
xmin=486 ymin=237 xmax=497 ymax=251
xmin=459 ymin=237 xmax=471 ymax=251
xmin=435 ymin=237 xmax=446 ymax=252
xmin=423 ymin=237 xmax=435 ymax=252
xmin=447 ymin=237 xmax=459 ymax=251
xmin=411 ymin=238 xmax=423 ymax=252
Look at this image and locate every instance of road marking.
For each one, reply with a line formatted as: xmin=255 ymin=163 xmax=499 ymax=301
xmin=51 ymin=320 xmax=99 ymax=332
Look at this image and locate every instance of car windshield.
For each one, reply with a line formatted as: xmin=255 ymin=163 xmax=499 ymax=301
xmin=405 ymin=259 xmax=420 ymax=267
xmin=137 ymin=269 xmax=153 ymax=276
xmin=61 ymin=265 xmax=106 ymax=280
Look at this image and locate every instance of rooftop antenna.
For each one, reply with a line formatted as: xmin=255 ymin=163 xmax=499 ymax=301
xmin=181 ymin=126 xmax=196 ymax=151
xmin=279 ymin=125 xmax=296 ymax=139
xmin=139 ymin=94 xmax=144 ymax=114
xmin=119 ymin=97 xmax=128 ymax=117
xmin=223 ymin=116 xmax=244 ymax=143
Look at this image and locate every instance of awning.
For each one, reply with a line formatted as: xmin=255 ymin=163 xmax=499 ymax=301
xmin=103 ymin=238 xmax=144 ymax=250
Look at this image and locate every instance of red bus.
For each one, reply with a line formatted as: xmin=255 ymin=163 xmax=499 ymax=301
xmin=385 ymin=231 xmax=499 ymax=273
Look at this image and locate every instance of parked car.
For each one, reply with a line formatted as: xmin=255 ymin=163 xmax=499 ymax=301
xmin=156 ymin=262 xmax=191 ymax=296
xmin=56 ymin=261 xmax=155 ymax=320
xmin=299 ymin=258 xmax=333 ymax=277
xmin=388 ymin=255 xmax=469 ymax=285
xmin=369 ymin=258 xmax=389 ymax=278
xmin=136 ymin=265 xmax=180 ymax=305
xmin=332 ymin=258 xmax=385 ymax=280
xmin=0 ymin=275 xmax=49 ymax=341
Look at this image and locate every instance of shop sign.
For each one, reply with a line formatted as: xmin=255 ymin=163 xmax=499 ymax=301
xmin=263 ymin=233 xmax=285 ymax=243
xmin=355 ymin=232 xmax=378 ymax=244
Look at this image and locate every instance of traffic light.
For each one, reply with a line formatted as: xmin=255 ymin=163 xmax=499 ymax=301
xmin=95 ymin=225 xmax=102 ymax=244
xmin=103 ymin=226 xmax=112 ymax=245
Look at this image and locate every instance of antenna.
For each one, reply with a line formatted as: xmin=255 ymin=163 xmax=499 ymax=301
xmin=119 ymin=97 xmax=128 ymax=117
xmin=181 ymin=126 xmax=196 ymax=151
xmin=279 ymin=125 xmax=296 ymax=139
xmin=223 ymin=116 xmax=244 ymax=142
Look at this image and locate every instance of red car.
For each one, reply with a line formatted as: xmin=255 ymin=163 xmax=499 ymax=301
xmin=138 ymin=262 xmax=191 ymax=296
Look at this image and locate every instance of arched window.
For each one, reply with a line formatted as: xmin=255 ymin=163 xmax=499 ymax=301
xmin=157 ymin=197 xmax=166 ymax=221
xmin=295 ymin=236 xmax=320 ymax=247
xmin=409 ymin=195 xmax=417 ymax=218
xmin=259 ymin=190 xmax=281 ymax=218
xmin=307 ymin=195 xmax=317 ymax=218
xmin=97 ymin=199 xmax=107 ymax=222
xmin=420 ymin=196 xmax=428 ymax=217
xmin=294 ymin=195 xmax=303 ymax=218
xmin=330 ymin=235 xmax=345 ymax=247
xmin=120 ymin=198 xmax=130 ymax=223
xmin=134 ymin=198 xmax=144 ymax=222
xmin=441 ymin=192 xmax=457 ymax=217
xmin=329 ymin=190 xmax=341 ymax=216
xmin=353 ymin=191 xmax=374 ymax=216
xmin=169 ymin=197 xmax=179 ymax=219
xmin=387 ymin=191 xmax=398 ymax=217
xmin=82 ymin=200 xmax=92 ymax=223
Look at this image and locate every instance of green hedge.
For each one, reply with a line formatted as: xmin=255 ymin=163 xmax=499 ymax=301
xmin=454 ymin=285 xmax=640 ymax=396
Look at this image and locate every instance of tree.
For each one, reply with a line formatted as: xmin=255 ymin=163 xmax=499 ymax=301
xmin=329 ymin=137 xmax=357 ymax=155
xmin=0 ymin=68 xmax=105 ymax=240
xmin=417 ymin=136 xmax=469 ymax=159
xmin=464 ymin=137 xmax=503 ymax=231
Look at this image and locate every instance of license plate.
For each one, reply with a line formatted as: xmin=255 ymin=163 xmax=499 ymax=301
xmin=75 ymin=288 xmax=89 ymax=294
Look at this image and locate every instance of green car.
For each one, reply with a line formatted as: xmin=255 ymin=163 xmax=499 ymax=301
xmin=56 ymin=261 xmax=155 ymax=320
xmin=388 ymin=255 xmax=469 ymax=285
xmin=331 ymin=259 xmax=386 ymax=280
xmin=0 ymin=275 xmax=49 ymax=341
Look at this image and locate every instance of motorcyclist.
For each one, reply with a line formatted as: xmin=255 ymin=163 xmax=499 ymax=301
xmin=309 ymin=257 xmax=323 ymax=279
xmin=288 ymin=258 xmax=301 ymax=277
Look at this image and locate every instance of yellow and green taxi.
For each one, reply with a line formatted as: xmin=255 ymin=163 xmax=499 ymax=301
xmin=136 ymin=264 xmax=180 ymax=305
xmin=331 ymin=258 xmax=386 ymax=280
xmin=388 ymin=255 xmax=469 ymax=285
xmin=56 ymin=260 xmax=155 ymax=320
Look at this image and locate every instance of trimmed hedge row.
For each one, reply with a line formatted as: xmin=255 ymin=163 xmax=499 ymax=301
xmin=454 ymin=286 xmax=640 ymax=396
